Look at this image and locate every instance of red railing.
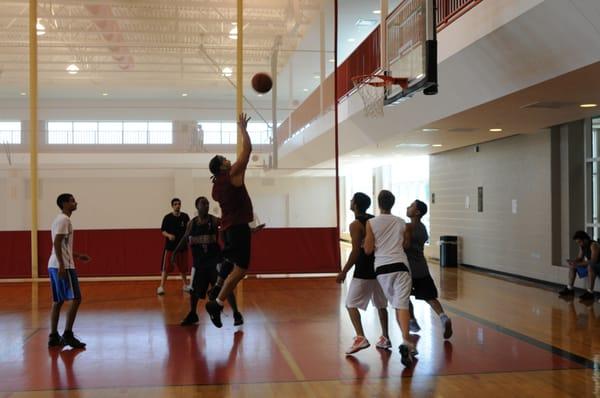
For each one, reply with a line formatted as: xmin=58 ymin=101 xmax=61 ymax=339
xmin=276 ymin=0 xmax=484 ymax=146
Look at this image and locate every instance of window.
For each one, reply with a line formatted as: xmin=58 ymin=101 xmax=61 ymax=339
xmin=0 ymin=121 xmax=22 ymax=144
xmin=198 ymin=120 xmax=272 ymax=145
xmin=47 ymin=121 xmax=173 ymax=144
xmin=588 ymin=116 xmax=600 ymax=239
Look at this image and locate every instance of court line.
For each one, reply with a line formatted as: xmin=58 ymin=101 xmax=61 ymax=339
xmin=443 ymin=303 xmax=598 ymax=369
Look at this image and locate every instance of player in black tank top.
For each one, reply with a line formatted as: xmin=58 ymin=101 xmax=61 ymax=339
xmin=173 ymin=197 xmax=243 ymax=326
xmin=337 ymin=193 xmax=391 ymax=354
xmin=560 ymin=230 xmax=600 ymax=300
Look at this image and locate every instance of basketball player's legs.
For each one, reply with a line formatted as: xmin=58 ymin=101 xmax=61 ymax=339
xmin=344 ymin=278 xmax=370 ymax=354
xmin=50 ymin=301 xmax=63 ymax=336
xmin=412 ymin=275 xmax=453 ymax=339
xmin=371 ymin=279 xmax=391 ymax=349
xmin=174 ymin=251 xmax=189 ymax=289
xmin=217 ymin=265 xmax=246 ymax=302
xmin=157 ymin=250 xmax=170 ymax=295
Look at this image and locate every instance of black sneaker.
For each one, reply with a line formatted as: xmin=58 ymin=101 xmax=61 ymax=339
xmin=558 ymin=287 xmax=575 ymax=297
xmin=579 ymin=291 xmax=595 ymax=301
xmin=62 ymin=331 xmax=86 ymax=349
xmin=48 ymin=332 xmax=65 ymax=348
xmin=180 ymin=312 xmax=199 ymax=326
xmin=205 ymin=300 xmax=223 ymax=328
xmin=399 ymin=344 xmax=415 ymax=367
xmin=233 ymin=311 xmax=244 ymax=326
xmin=208 ymin=285 xmax=221 ymax=301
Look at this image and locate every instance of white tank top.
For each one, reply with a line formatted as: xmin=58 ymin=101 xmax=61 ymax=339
xmin=368 ymin=214 xmax=409 ymax=268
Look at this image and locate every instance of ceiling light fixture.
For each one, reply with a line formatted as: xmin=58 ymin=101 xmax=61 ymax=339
xmin=328 ymin=58 xmax=335 ymax=63
xmin=489 ymin=128 xmax=503 ymax=132
xmin=421 ymin=128 xmax=439 ymax=132
xmin=66 ymin=64 xmax=79 ymax=75
xmin=580 ymin=103 xmax=598 ymax=108
xmin=102 ymin=92 xmax=108 ymax=96
xmin=221 ymin=67 xmax=233 ymax=77
xmin=181 ymin=93 xmax=188 ymax=97
xmin=356 ymin=19 xmax=377 ymax=27
xmin=432 ymin=144 xmax=443 ymax=147
xmin=20 ymin=92 xmax=26 ymax=96
xmin=373 ymin=10 xmax=382 ymax=14
xmin=347 ymin=38 xmax=356 ymax=42
xmin=36 ymin=19 xmax=45 ymax=36
xmin=303 ymin=88 xmax=309 ymax=92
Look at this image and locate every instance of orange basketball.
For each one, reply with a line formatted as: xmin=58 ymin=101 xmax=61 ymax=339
xmin=251 ymin=72 xmax=273 ymax=94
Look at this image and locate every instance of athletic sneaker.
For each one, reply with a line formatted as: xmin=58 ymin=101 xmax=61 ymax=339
xmin=375 ymin=336 xmax=392 ymax=350
xmin=409 ymin=319 xmax=421 ymax=333
xmin=48 ymin=332 xmax=65 ymax=348
xmin=442 ymin=318 xmax=453 ymax=339
xmin=183 ymin=285 xmax=192 ymax=293
xmin=233 ymin=311 xmax=244 ymax=326
xmin=205 ymin=300 xmax=224 ymax=328
xmin=208 ymin=285 xmax=221 ymax=301
xmin=156 ymin=286 xmax=165 ymax=295
xmin=558 ymin=287 xmax=575 ymax=297
xmin=399 ymin=344 xmax=415 ymax=367
xmin=345 ymin=336 xmax=370 ymax=355
xmin=180 ymin=312 xmax=199 ymax=326
xmin=62 ymin=331 xmax=86 ymax=349
xmin=579 ymin=291 xmax=595 ymax=301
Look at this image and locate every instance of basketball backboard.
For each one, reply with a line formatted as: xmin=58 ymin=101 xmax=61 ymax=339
xmin=384 ymin=0 xmax=437 ymax=104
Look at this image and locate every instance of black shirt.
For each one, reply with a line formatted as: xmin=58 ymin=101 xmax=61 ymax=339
xmin=189 ymin=215 xmax=222 ymax=266
xmin=161 ymin=212 xmax=190 ymax=251
xmin=353 ymin=214 xmax=376 ymax=280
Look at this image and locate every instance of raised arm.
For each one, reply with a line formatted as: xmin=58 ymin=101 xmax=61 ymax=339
xmin=230 ymin=113 xmax=252 ymax=186
xmin=336 ymin=221 xmax=363 ymax=283
xmin=364 ymin=221 xmax=375 ymax=255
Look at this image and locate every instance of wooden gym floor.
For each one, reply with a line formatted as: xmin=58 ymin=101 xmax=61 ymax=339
xmin=1 ymin=263 xmax=599 ymax=397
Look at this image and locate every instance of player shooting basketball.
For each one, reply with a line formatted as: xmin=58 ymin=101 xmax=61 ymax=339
xmin=205 ymin=112 xmax=255 ymax=328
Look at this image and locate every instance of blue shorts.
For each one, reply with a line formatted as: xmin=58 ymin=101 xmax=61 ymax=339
xmin=49 ymin=268 xmax=82 ymax=302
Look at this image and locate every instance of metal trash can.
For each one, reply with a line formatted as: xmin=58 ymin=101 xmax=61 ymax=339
xmin=440 ymin=236 xmax=458 ymax=267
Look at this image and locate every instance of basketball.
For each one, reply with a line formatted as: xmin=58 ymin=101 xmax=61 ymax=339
xmin=251 ymin=72 xmax=273 ymax=94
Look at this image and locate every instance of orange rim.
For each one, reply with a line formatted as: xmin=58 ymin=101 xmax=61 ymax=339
xmin=351 ymin=74 xmax=409 ymax=89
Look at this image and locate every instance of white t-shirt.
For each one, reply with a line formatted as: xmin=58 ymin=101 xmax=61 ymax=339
xmin=48 ymin=213 xmax=75 ymax=269
xmin=368 ymin=214 xmax=409 ymax=268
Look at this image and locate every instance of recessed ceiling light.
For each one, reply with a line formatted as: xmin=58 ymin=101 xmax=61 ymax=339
xmin=373 ymin=10 xmax=381 ymax=14
xmin=432 ymin=144 xmax=443 ymax=147
xmin=20 ymin=92 xmax=26 ymax=96
xmin=257 ymin=93 xmax=263 ymax=97
xmin=580 ymin=103 xmax=597 ymax=108
xmin=303 ymin=88 xmax=309 ymax=92
xmin=66 ymin=64 xmax=79 ymax=75
xmin=181 ymin=93 xmax=188 ymax=97
xmin=356 ymin=19 xmax=377 ymax=27
xmin=328 ymin=58 xmax=335 ymax=63
xmin=489 ymin=128 xmax=503 ymax=132
xmin=101 ymin=92 xmax=108 ymax=96
xmin=347 ymin=38 xmax=356 ymax=42
xmin=422 ymin=128 xmax=439 ymax=132
xmin=313 ymin=75 xmax=320 ymax=79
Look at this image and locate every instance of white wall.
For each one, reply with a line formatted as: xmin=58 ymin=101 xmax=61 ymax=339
xmin=427 ymin=131 xmax=574 ymax=286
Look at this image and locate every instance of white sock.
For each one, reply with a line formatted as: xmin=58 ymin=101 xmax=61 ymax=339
xmin=567 ymin=285 xmax=573 ymax=290
xmin=216 ymin=298 xmax=224 ymax=306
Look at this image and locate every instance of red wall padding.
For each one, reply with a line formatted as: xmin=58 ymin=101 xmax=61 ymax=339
xmin=0 ymin=228 xmax=339 ymax=278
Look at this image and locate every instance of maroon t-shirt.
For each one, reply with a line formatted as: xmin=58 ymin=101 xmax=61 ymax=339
xmin=212 ymin=173 xmax=254 ymax=230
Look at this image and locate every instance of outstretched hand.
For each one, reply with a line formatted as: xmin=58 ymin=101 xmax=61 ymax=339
xmin=238 ymin=113 xmax=251 ymax=130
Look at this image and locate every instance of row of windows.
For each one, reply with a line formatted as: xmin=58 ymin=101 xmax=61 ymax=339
xmin=0 ymin=121 xmax=274 ymax=145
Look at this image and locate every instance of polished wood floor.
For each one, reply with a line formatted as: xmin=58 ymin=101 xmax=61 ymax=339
xmin=1 ymin=263 xmax=599 ymax=397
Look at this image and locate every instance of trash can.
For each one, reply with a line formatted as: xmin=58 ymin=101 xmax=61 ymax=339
xmin=440 ymin=236 xmax=458 ymax=267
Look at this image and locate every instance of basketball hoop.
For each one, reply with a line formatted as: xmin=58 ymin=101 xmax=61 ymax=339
xmin=351 ymin=75 xmax=409 ymax=118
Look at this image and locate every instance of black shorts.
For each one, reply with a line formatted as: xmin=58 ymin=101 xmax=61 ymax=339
xmin=411 ymin=274 xmax=439 ymax=300
xmin=191 ymin=259 xmax=219 ymax=299
xmin=223 ymin=224 xmax=252 ymax=269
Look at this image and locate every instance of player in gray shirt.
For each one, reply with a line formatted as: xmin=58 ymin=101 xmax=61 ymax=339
xmin=405 ymin=200 xmax=452 ymax=339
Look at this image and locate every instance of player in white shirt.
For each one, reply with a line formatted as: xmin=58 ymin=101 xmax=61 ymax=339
xmin=364 ymin=190 xmax=416 ymax=367
xmin=48 ymin=193 xmax=91 ymax=349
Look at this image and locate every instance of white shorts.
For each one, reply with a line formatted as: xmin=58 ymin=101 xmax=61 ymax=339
xmin=345 ymin=278 xmax=388 ymax=310
xmin=376 ymin=271 xmax=412 ymax=309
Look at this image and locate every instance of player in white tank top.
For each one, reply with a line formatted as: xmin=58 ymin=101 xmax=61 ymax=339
xmin=364 ymin=190 xmax=416 ymax=367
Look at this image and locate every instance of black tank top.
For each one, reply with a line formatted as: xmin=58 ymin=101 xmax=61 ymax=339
xmin=189 ymin=215 xmax=221 ymax=265
xmin=353 ymin=214 xmax=376 ymax=280
xmin=583 ymin=240 xmax=597 ymax=263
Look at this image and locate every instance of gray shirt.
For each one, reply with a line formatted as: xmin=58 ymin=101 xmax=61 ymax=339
xmin=405 ymin=221 xmax=430 ymax=279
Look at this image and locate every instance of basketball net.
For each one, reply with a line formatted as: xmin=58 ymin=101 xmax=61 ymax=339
xmin=351 ymin=75 xmax=408 ymax=118
xmin=2 ymin=141 xmax=12 ymax=166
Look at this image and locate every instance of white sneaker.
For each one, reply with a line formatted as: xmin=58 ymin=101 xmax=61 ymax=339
xmin=345 ymin=336 xmax=370 ymax=355
xmin=375 ymin=335 xmax=392 ymax=350
xmin=156 ymin=286 xmax=165 ymax=295
xmin=409 ymin=319 xmax=421 ymax=333
xmin=183 ymin=285 xmax=192 ymax=293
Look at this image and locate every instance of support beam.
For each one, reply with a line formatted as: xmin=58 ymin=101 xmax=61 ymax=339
xmin=29 ymin=0 xmax=39 ymax=278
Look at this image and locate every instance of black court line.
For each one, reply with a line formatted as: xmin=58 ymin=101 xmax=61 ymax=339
xmin=443 ymin=303 xmax=598 ymax=370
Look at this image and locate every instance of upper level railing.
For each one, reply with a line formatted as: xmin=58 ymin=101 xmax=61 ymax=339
xmin=277 ymin=0 xmax=485 ymax=147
